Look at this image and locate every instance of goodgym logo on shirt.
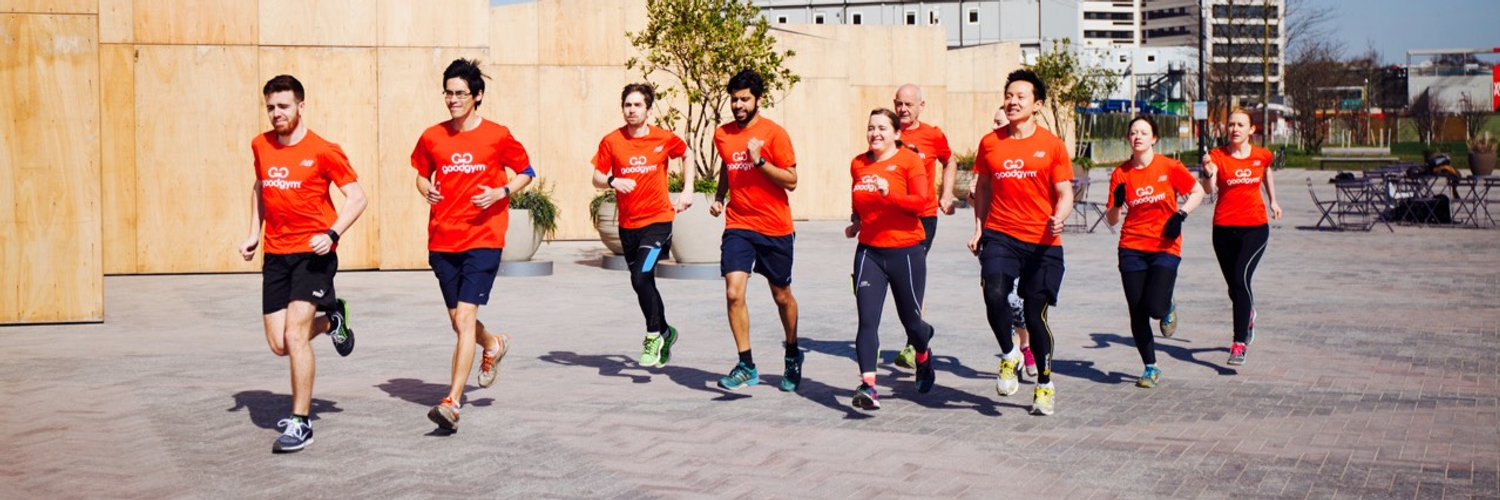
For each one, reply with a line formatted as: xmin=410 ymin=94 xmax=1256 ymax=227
xmin=726 ymin=151 xmax=755 ymax=171
xmin=992 ymin=158 xmax=1038 ymax=180
xmin=620 ymin=155 xmax=658 ymax=175
xmin=853 ymin=174 xmax=882 ymax=193
xmin=1227 ymin=168 xmax=1261 ymax=186
xmin=262 ymin=166 xmax=302 ymax=190
xmin=1130 ymin=185 xmax=1167 ymax=207
xmin=441 ymin=152 xmax=486 ymax=175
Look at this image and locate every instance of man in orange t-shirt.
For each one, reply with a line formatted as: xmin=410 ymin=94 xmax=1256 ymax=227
xmin=707 ymin=69 xmax=803 ymax=392
xmin=410 ymin=59 xmax=535 ymax=431
xmin=890 ymin=83 xmax=955 ymax=370
xmin=968 ymin=69 xmax=1074 ymax=416
xmin=591 ymin=83 xmax=692 ymax=369
xmin=238 ymin=75 xmax=368 ymax=453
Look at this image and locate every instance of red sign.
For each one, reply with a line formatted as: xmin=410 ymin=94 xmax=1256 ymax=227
xmin=1494 ymin=64 xmax=1500 ymax=111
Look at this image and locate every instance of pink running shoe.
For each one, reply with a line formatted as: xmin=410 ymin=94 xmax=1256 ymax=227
xmin=1021 ymin=346 xmax=1038 ymax=377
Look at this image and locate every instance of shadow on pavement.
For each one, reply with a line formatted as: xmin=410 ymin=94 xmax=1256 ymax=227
xmin=227 ymin=390 xmax=343 ymax=430
xmin=1081 ymin=332 xmax=1238 ymax=377
xmin=374 ymin=378 xmax=495 ymax=408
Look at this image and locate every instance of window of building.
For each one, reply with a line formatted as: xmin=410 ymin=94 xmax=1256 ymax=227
xmin=851 ymin=12 xmax=862 ymax=25
xmin=814 ymin=13 xmax=824 ymax=24
xmin=776 ymin=16 xmax=787 ymax=24
xmin=906 ymin=10 xmax=916 ymax=25
xmin=968 ymin=8 xmax=979 ymax=24
xmin=1147 ymin=54 xmax=1156 ymax=62
xmin=929 ymin=9 xmax=939 ymax=25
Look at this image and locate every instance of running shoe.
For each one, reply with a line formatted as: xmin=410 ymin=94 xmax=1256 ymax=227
xmin=478 ymin=332 xmax=512 ymax=388
xmin=329 ymin=298 xmax=354 ymax=357
xmin=1030 ymin=386 xmax=1055 ymax=416
xmin=273 ymin=417 xmax=313 ymax=453
xmin=915 ymin=350 xmax=936 ymax=394
xmin=1136 ymin=366 xmax=1162 ymax=388
xmin=427 ymin=397 xmax=460 ymax=431
xmin=639 ymin=333 xmax=664 ymax=367
xmin=1159 ymin=302 xmax=1178 ymax=338
xmin=895 ymin=344 xmax=917 ymax=369
xmin=717 ymin=361 xmax=760 ymax=390
xmin=655 ymin=326 xmax=679 ymax=368
xmin=852 ymin=383 xmax=881 ymax=411
xmin=780 ymin=350 xmax=804 ymax=392
xmin=1021 ymin=346 xmax=1038 ymax=378
xmin=995 ymin=357 xmax=1022 ymax=396
xmin=1227 ymin=342 xmax=1248 ymax=366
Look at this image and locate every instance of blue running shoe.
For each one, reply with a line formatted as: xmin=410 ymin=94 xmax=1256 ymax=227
xmin=718 ymin=361 xmax=759 ymax=390
xmin=1136 ymin=366 xmax=1162 ymax=388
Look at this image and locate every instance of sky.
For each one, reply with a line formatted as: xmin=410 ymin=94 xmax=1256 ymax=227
xmin=1304 ymin=0 xmax=1498 ymax=64
xmin=488 ymin=0 xmax=1498 ymax=65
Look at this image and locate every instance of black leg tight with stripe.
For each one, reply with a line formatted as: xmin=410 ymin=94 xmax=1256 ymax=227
xmin=1212 ymin=225 xmax=1269 ymax=344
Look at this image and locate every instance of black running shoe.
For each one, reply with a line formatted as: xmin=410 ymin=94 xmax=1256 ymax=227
xmin=273 ymin=417 xmax=314 ymax=453
xmin=329 ymin=298 xmax=354 ymax=357
xmin=852 ymin=383 xmax=881 ymax=411
xmin=915 ymin=350 xmax=936 ymax=394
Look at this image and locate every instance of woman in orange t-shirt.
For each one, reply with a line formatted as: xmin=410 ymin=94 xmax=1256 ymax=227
xmin=1202 ymin=109 xmax=1283 ymax=367
xmin=843 ymin=108 xmax=934 ymax=411
xmin=1106 ymin=117 xmax=1205 ymax=389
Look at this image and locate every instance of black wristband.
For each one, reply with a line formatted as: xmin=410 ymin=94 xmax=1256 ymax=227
xmin=502 ymin=186 xmax=511 ymax=198
xmin=754 ymin=157 xmax=767 ymax=168
xmin=326 ymin=229 xmax=340 ymax=243
xmin=607 ymin=174 xmax=616 ymax=186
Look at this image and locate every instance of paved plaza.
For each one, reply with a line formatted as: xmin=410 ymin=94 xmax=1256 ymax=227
xmin=2 ymin=169 xmax=1496 ymax=498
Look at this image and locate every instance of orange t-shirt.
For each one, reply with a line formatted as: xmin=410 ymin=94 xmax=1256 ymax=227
xmin=410 ymin=119 xmax=533 ymax=252
xmin=973 ymin=126 xmax=1073 ymax=247
xmin=714 ymin=117 xmax=797 ymax=237
xmin=592 ymin=126 xmax=688 ymax=230
xmin=252 ymin=130 xmax=359 ymax=255
xmin=1110 ymin=155 xmax=1198 ymax=256
xmin=1210 ymin=146 xmax=1273 ymax=227
xmin=851 ymin=148 xmax=931 ymax=248
xmin=899 ymin=121 xmax=953 ymax=218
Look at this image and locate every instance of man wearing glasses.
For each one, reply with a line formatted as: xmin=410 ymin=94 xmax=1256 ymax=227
xmin=410 ymin=59 xmax=536 ymax=431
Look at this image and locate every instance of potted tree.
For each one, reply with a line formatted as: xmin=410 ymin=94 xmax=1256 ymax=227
xmin=1468 ymin=132 xmax=1496 ymax=177
xmin=952 ymin=150 xmax=977 ymax=208
xmin=505 ymin=179 xmax=559 ymax=262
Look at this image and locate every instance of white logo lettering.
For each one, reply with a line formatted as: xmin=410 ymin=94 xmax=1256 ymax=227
xmin=1235 ymin=169 xmax=1253 ymax=178
xmin=628 ymin=155 xmax=648 ymax=166
xmin=1135 ymin=186 xmax=1155 ymax=197
xmin=1033 ymin=150 xmax=1046 ymax=158
xmin=1002 ymin=159 xmax=1025 ymax=171
xmin=299 ymin=159 xmax=315 ymax=168
xmin=262 ymin=166 xmax=302 ymax=190
xmin=727 ymin=151 xmax=755 ymax=171
xmin=311 ymin=289 xmax=325 ymax=298
xmin=450 ymin=152 xmax=474 ymax=165
xmin=853 ymin=174 xmax=882 ymax=193
xmin=439 ymin=151 xmax=486 ymax=175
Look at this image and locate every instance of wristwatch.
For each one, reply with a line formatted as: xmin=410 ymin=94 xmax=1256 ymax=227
xmin=326 ymin=229 xmax=340 ymax=243
xmin=754 ymin=157 xmax=767 ymax=168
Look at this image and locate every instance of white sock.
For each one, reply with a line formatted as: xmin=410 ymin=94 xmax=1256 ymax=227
xmin=1039 ymin=382 xmax=1054 ymax=389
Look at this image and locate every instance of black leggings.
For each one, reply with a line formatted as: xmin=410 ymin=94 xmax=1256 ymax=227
xmin=854 ymin=245 xmax=932 ymax=374
xmin=622 ymin=223 xmax=672 ymax=334
xmin=1212 ymin=225 xmax=1268 ymax=343
xmin=983 ymin=278 xmax=1054 ymax=384
xmin=1121 ymin=265 xmax=1178 ymax=365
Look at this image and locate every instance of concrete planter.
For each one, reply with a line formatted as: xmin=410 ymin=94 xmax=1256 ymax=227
xmin=669 ymin=192 xmax=722 ymax=264
xmin=593 ymin=201 xmax=625 ymax=255
xmin=1469 ymin=152 xmax=1496 ymax=177
xmin=502 ymin=209 xmax=543 ymax=262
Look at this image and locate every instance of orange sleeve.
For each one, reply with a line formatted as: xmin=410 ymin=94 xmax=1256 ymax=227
xmin=667 ymin=132 xmax=688 ymax=159
xmin=1051 ymin=140 xmax=1074 ymax=183
xmin=322 ymin=143 xmax=359 ymax=187
xmin=768 ymin=126 xmax=797 ymax=168
xmin=410 ymin=134 xmax=433 ymax=178
xmin=498 ymin=131 xmax=532 ymax=172
xmin=934 ymin=127 xmax=953 ymax=163
xmin=591 ymin=136 xmax=613 ymax=175
xmin=885 ymin=156 xmax=930 ymax=215
xmin=974 ymin=137 xmax=991 ymax=176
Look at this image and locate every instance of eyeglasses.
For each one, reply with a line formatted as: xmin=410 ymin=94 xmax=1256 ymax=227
xmin=442 ymin=90 xmax=472 ymax=99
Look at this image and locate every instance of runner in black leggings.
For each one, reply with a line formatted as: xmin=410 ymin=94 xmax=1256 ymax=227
xmin=845 ymin=108 xmax=935 ymax=411
xmin=1202 ymin=108 xmax=1282 ymax=366
xmin=1105 ymin=117 xmax=1204 ymax=388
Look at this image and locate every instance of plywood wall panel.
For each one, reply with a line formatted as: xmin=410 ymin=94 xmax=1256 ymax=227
xmin=133 ymin=0 xmax=257 ymax=45
xmin=101 ymin=43 xmax=138 ymax=274
xmin=489 ymin=2 xmax=537 ymax=65
xmin=259 ymin=0 xmax=376 ymax=47
xmin=99 ymin=0 xmax=131 ymax=43
xmin=133 ymin=45 xmax=260 ymax=274
xmin=0 ymin=14 xmax=102 ymax=323
xmin=376 ymin=48 xmax=487 ymax=269
xmin=0 ymin=0 xmax=95 ymax=14
xmin=537 ymin=0 xmax=626 ymax=67
xmin=258 ymin=47 xmax=380 ymax=269
xmin=378 ymin=0 xmax=487 ymax=48
xmin=535 ymin=65 xmax=629 ymax=240
xmin=766 ymin=77 xmax=860 ymax=223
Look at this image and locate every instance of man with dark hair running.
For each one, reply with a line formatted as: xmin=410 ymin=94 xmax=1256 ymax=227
xmin=709 ymin=69 xmax=804 ymax=392
xmin=968 ymin=69 xmax=1073 ymax=416
xmin=240 ymin=74 xmax=368 ymax=452
xmin=411 ymin=59 xmax=535 ymax=430
xmin=592 ymin=83 xmax=694 ymax=367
